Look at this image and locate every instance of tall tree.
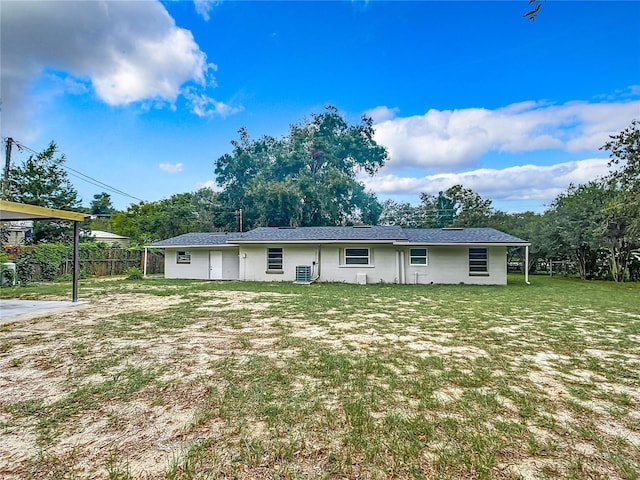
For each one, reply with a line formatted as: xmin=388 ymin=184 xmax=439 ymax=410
xmin=417 ymin=186 xmax=493 ymax=228
xmin=418 ymin=191 xmax=457 ymax=228
xmin=544 ymin=181 xmax=614 ymax=280
xmin=214 ymin=106 xmax=388 ymax=230
xmin=90 ymin=192 xmax=114 ymax=216
xmin=488 ymin=210 xmax=545 ymax=272
xmin=600 ymin=120 xmax=640 ymax=281
xmin=446 ymin=185 xmax=494 ymax=227
xmin=111 ymin=188 xmax=223 ymax=244
xmin=8 ymin=141 xmax=81 ymax=243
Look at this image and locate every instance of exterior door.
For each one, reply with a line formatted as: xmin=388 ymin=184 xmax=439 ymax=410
xmin=209 ymin=250 xmax=223 ymax=279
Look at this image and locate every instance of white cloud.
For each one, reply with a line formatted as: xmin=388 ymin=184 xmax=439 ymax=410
xmin=194 ymin=0 xmax=222 ymax=21
xmin=195 ymin=180 xmax=221 ymax=191
xmin=363 ymin=158 xmax=612 ymax=204
xmin=159 ymin=162 xmax=184 ymax=174
xmin=364 ymin=106 xmax=399 ymax=122
xmin=373 ymin=100 xmax=640 ymax=172
xmin=184 ymin=88 xmax=243 ymax=118
xmin=1 ymin=0 xmax=216 ymax=138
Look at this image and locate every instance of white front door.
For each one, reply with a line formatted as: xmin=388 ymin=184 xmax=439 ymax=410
xmin=209 ymin=250 xmax=223 ymax=279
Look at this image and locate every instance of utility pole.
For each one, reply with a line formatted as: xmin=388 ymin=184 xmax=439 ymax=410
xmin=2 ymin=137 xmax=13 ymax=200
xmin=238 ymin=208 xmax=243 ymax=232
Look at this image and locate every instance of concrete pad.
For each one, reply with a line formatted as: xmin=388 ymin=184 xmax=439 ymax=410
xmin=0 ymin=299 xmax=90 ymax=324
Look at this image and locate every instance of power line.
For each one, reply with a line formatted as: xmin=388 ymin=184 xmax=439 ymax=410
xmin=5 ymin=139 xmax=144 ymax=203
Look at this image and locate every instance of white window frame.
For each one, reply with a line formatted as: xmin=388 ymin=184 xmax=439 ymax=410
xmin=343 ymin=248 xmax=371 ymax=266
xmin=266 ymin=247 xmax=283 ymax=272
xmin=409 ymin=247 xmax=428 ymax=266
xmin=469 ymin=247 xmax=489 ymax=275
xmin=176 ymin=251 xmax=191 ymax=264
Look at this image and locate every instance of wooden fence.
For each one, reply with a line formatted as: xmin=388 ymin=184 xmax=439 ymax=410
xmin=61 ymin=250 xmax=165 ymax=276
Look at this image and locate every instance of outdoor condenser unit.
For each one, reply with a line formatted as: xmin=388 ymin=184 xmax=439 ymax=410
xmin=295 ymin=265 xmax=312 ymax=283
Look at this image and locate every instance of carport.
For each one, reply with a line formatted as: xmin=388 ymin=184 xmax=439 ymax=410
xmin=0 ymin=200 xmax=88 ymax=302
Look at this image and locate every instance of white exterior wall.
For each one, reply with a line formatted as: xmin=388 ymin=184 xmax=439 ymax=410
xmin=240 ymin=243 xmax=399 ymax=284
xmin=164 ymin=244 xmax=508 ymax=285
xmin=164 ymin=247 xmax=239 ymax=280
xmin=318 ymin=244 xmax=398 ymax=284
xmin=405 ymin=246 xmax=507 ymax=285
xmin=239 ymin=244 xmax=319 ymax=281
xmin=164 ymin=248 xmax=209 ymax=279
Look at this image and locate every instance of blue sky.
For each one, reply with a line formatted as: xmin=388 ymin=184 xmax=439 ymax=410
xmin=2 ymin=0 xmax=639 ymax=213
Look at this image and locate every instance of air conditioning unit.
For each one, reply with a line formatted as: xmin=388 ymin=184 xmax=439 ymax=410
xmin=356 ymin=273 xmax=367 ymax=285
xmin=295 ymin=265 xmax=312 ymax=283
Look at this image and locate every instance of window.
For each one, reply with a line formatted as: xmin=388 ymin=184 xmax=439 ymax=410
xmin=177 ymin=251 xmax=191 ymax=264
xmin=267 ymin=247 xmax=283 ymax=271
xmin=410 ymin=248 xmax=428 ymax=265
xmin=469 ymin=248 xmax=488 ymax=274
xmin=345 ymin=248 xmax=370 ymax=265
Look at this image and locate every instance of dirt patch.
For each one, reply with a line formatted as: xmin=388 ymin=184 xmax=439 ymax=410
xmin=0 ymin=291 xmax=266 ymax=478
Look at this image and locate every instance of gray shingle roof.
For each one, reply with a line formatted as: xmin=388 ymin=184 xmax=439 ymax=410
xmin=149 ymin=232 xmax=242 ymax=247
xmin=235 ymin=226 xmax=407 ymax=242
xmin=404 ymin=228 xmax=528 ymax=244
xmin=149 ymin=226 xmax=528 ymax=247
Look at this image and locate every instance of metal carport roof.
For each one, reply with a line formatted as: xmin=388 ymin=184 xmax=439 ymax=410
xmin=0 ymin=200 xmax=88 ymax=301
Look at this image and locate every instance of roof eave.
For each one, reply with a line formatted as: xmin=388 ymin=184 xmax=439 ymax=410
xmin=149 ymin=243 xmax=240 ymax=248
xmin=402 ymin=242 xmax=530 ymax=247
xmin=233 ymin=239 xmax=402 ymax=244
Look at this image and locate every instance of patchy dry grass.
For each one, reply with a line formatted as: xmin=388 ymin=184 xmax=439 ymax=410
xmin=0 ymin=275 xmax=639 ymax=479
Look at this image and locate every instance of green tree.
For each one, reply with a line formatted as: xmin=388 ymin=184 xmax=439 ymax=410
xmin=417 ymin=186 xmax=493 ymax=228
xmin=418 ymin=191 xmax=457 ymax=228
xmin=111 ymin=188 xmax=223 ymax=244
xmin=214 ymin=106 xmax=388 ymax=230
xmin=8 ymin=141 xmax=81 ymax=243
xmin=600 ymin=120 xmax=640 ymax=281
xmin=85 ymin=192 xmax=117 ymax=233
xmin=488 ymin=210 xmax=545 ymax=272
xmin=90 ymin=192 xmax=114 ymax=216
xmin=544 ymin=181 xmax=614 ymax=280
xmin=446 ymin=185 xmax=494 ymax=227
xmin=379 ymin=200 xmax=422 ymax=228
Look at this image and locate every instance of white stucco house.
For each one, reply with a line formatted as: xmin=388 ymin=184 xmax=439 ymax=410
xmin=149 ymin=226 xmax=530 ymax=285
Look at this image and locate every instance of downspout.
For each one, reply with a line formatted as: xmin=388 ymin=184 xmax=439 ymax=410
xmin=399 ymin=250 xmax=406 ymax=284
xmin=72 ymin=221 xmax=79 ymax=302
xmin=525 ymin=245 xmax=530 ymax=285
xmin=396 ymin=250 xmax=401 ymax=284
xmin=311 ymin=245 xmax=321 ymax=281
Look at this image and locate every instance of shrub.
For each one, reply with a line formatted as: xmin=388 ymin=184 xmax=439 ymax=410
xmin=125 ymin=266 xmax=144 ymax=280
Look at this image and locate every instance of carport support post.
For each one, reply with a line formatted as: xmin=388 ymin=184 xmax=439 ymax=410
xmin=73 ymin=221 xmax=80 ymax=302
xmin=525 ymin=245 xmax=530 ymax=285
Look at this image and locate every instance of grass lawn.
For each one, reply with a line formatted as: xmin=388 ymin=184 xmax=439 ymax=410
xmin=0 ymin=275 xmax=639 ymax=479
